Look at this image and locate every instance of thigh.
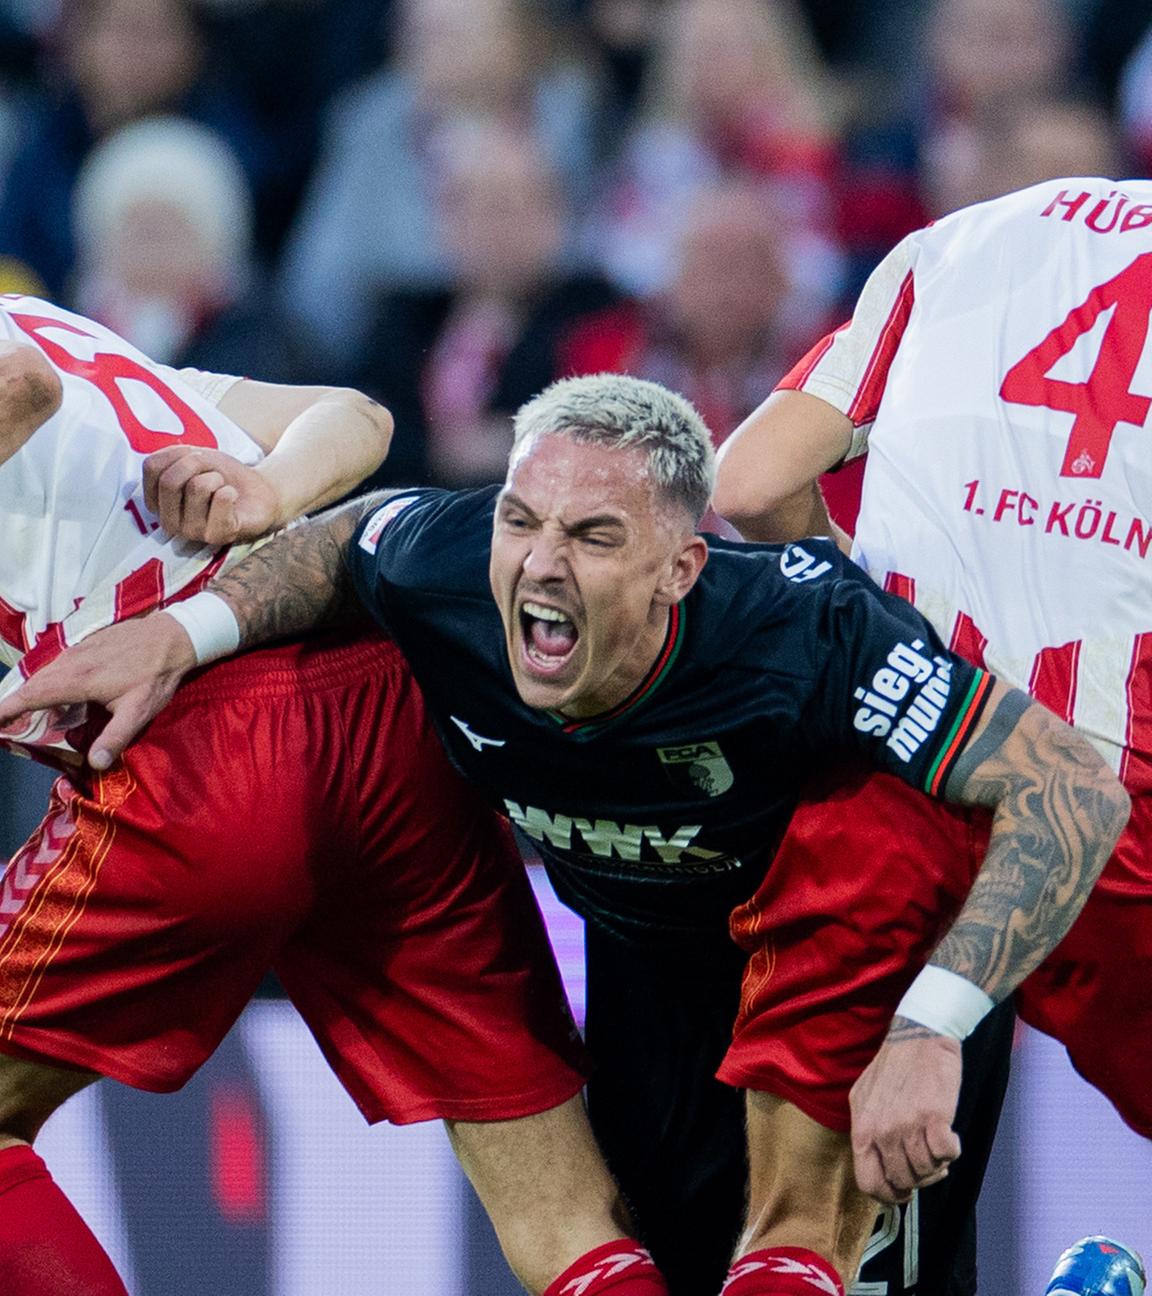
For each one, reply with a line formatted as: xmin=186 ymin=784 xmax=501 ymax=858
xmin=721 ymin=771 xmax=986 ymax=1129
xmin=0 ymin=650 xmax=334 ymax=1091
xmin=276 ymin=647 xmax=586 ymax=1126
xmin=1018 ymin=790 xmax=1152 ymax=1136
xmin=720 ymin=770 xmax=1012 ymax=1295
xmin=583 ymin=923 xmax=748 ymax=1296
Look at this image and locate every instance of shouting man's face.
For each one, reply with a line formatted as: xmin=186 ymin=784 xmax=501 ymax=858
xmin=490 ymin=432 xmax=706 ymax=718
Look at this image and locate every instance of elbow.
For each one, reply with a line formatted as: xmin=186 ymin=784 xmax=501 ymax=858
xmin=712 ymin=477 xmax=787 ymax=541
xmin=334 ymin=388 xmax=393 ymax=473
xmin=0 ymin=345 xmax=62 ymax=427
xmin=1077 ymin=760 xmax=1131 ymax=882
xmin=712 ymin=472 xmax=771 ymax=537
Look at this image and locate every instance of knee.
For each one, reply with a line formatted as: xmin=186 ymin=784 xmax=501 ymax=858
xmin=0 ymin=1055 xmax=97 ymax=1144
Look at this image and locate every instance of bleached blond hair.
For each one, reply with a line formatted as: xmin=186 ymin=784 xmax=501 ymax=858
xmin=511 ymin=374 xmax=716 ymax=523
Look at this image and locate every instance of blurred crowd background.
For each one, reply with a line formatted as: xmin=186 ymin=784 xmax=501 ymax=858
xmin=0 ymin=0 xmax=1148 ymax=493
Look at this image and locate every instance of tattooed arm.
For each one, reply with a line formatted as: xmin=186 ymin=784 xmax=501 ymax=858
xmin=934 ymin=685 xmax=1127 ymax=995
xmin=209 ymin=490 xmax=385 ymax=646
xmin=850 ymin=681 xmax=1130 ymax=1204
xmin=0 ymin=491 xmax=395 ymax=765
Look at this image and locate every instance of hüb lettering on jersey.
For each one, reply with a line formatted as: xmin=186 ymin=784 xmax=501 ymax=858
xmin=657 ymin=741 xmax=734 ymax=797
xmin=852 ymin=639 xmax=955 ymax=761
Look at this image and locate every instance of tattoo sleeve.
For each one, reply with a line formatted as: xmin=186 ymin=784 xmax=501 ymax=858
xmin=210 ymin=490 xmax=393 ymax=646
xmin=931 ymin=684 xmax=1131 ymax=1002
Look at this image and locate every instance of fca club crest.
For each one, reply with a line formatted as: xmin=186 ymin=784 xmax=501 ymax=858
xmin=657 ymin=741 xmax=734 ymax=798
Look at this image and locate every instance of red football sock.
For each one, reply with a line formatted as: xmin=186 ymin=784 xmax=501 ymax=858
xmin=543 ymin=1239 xmax=670 ymax=1296
xmin=721 ymin=1247 xmax=845 ymax=1296
xmin=0 ymin=1144 xmax=129 ymax=1295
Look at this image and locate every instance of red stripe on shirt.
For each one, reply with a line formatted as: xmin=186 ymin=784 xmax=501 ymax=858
xmin=776 ymin=323 xmax=847 ymax=392
xmin=883 ymin=571 xmax=916 ymax=603
xmin=1028 ymin=640 xmax=1080 ymax=725
xmin=113 ymin=558 xmax=166 ymax=624
xmin=18 ymin=623 xmax=66 ymax=677
xmin=949 ymin=611 xmax=988 ymax=669
xmin=847 ymin=270 xmax=915 ymax=425
xmin=0 ymin=595 xmax=29 ymax=654
xmin=1121 ymin=632 xmax=1152 ymax=793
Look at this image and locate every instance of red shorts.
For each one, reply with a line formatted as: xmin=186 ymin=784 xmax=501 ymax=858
xmin=0 ymin=631 xmax=585 ymax=1125
xmin=719 ymin=770 xmax=1152 ymax=1137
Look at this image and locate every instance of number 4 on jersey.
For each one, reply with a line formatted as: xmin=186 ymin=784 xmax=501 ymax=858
xmin=1000 ymin=252 xmax=1152 ymax=479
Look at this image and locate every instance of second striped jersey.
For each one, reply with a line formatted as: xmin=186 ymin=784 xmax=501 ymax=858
xmin=781 ymin=178 xmax=1152 ymax=791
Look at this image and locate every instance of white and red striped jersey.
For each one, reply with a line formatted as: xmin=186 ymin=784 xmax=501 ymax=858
xmin=779 ymin=178 xmax=1152 ymax=791
xmin=0 ymin=295 xmax=267 ymax=750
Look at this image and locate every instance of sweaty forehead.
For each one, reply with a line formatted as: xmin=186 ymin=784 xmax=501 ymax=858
xmin=505 ymin=433 xmax=657 ymax=522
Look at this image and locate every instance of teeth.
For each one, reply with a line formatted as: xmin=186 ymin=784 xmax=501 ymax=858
xmin=523 ymin=601 xmax=570 ymax=623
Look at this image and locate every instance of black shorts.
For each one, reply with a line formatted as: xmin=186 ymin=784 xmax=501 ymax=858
xmin=580 ymin=922 xmax=1015 ymax=1296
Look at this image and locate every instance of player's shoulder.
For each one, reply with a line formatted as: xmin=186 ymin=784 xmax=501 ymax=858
xmin=355 ymin=484 xmax=497 ymax=595
xmin=703 ymin=534 xmax=862 ymax=596
xmin=694 ymin=536 xmax=870 ymax=656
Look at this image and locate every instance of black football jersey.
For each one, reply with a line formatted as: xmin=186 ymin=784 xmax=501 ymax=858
xmin=348 ymin=487 xmax=994 ymax=946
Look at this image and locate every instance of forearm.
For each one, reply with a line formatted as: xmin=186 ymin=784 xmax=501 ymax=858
xmin=254 ymin=391 xmax=393 ymax=525
xmin=932 ymin=690 xmax=1129 ymax=1005
xmin=739 ymin=480 xmax=837 ymax=544
xmin=211 ymin=490 xmax=387 ymax=646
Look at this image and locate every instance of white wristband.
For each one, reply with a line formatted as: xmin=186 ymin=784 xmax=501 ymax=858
xmin=161 ymin=592 xmax=240 ymax=666
xmin=895 ymin=965 xmax=995 ymax=1040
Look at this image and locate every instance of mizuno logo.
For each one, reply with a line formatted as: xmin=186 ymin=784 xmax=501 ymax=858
xmin=450 ymin=716 xmax=506 ymax=752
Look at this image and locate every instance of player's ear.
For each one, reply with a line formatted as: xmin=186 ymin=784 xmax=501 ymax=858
xmin=655 ymin=534 xmax=708 ymax=606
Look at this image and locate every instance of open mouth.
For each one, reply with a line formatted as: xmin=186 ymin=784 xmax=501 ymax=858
xmin=519 ymin=600 xmax=579 ymax=674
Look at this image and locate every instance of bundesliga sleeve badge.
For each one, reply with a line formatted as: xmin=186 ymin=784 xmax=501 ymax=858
xmin=358 ymin=494 xmax=419 ymax=555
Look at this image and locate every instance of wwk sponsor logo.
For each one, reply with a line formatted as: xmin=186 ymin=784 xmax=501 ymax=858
xmin=852 ymin=638 xmax=954 ymax=763
xmin=504 ymin=800 xmax=726 ymax=868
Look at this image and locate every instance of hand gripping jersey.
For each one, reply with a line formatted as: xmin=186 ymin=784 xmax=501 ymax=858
xmin=349 ymin=487 xmax=995 ymax=944
xmin=0 ymin=296 xmax=264 ymax=750
xmin=779 ymin=178 xmax=1152 ymax=791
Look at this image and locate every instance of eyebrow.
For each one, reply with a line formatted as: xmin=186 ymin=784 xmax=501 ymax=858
xmin=568 ymin=514 xmax=626 ymax=534
xmin=499 ymin=493 xmax=627 ymax=534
